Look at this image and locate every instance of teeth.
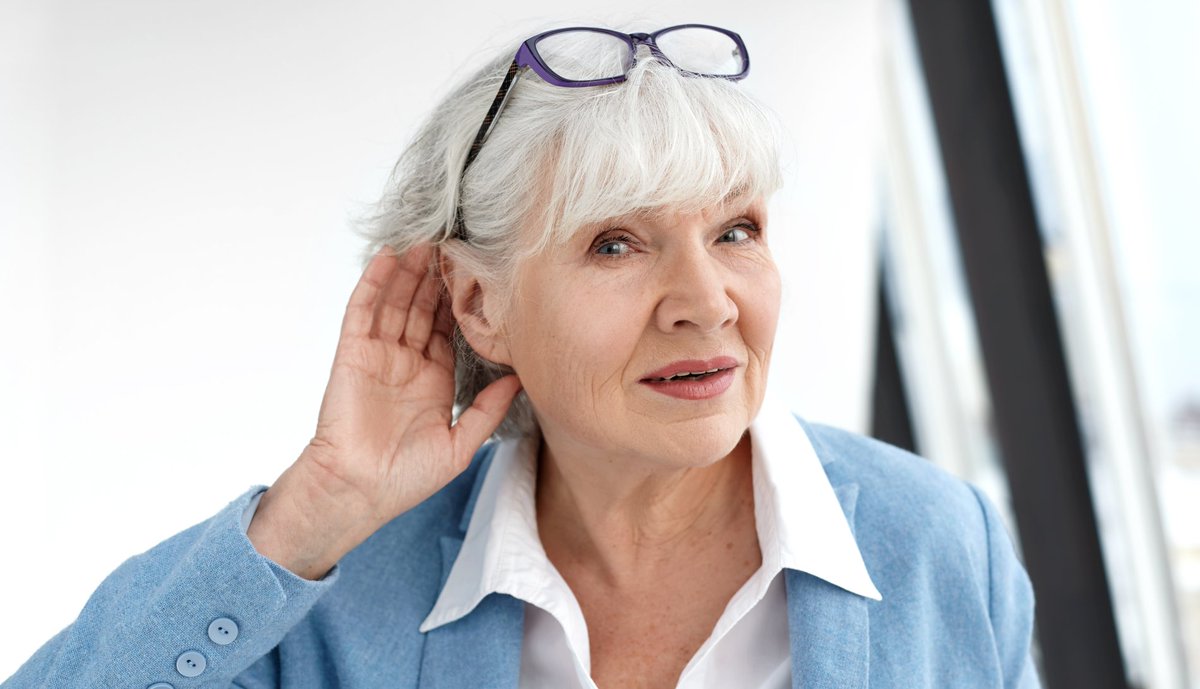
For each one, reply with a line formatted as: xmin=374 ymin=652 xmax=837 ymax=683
xmin=658 ymin=367 xmax=722 ymax=381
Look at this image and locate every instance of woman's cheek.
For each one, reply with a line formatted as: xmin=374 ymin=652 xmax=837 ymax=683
xmin=739 ymin=266 xmax=782 ymax=370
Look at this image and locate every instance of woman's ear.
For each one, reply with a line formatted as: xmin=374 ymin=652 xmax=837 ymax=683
xmin=439 ymin=249 xmax=513 ymax=367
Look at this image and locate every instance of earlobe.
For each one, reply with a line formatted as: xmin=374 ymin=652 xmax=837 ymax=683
xmin=439 ymin=250 xmax=513 ymax=367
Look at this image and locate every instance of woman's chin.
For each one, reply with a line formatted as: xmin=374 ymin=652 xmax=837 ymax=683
xmin=628 ymin=416 xmax=750 ymax=469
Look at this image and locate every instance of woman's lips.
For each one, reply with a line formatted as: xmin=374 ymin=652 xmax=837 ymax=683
xmin=640 ymin=367 xmax=736 ymax=400
xmin=639 ymin=357 xmax=739 ymax=400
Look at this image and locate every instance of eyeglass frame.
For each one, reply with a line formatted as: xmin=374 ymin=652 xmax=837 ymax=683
xmin=453 ymin=24 xmax=751 ymax=240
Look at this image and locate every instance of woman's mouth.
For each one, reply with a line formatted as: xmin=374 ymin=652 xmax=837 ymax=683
xmin=640 ymin=357 xmax=738 ymax=400
xmin=648 ymin=367 xmax=725 ymax=382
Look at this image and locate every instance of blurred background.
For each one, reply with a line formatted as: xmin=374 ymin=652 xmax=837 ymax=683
xmin=0 ymin=0 xmax=1195 ymax=686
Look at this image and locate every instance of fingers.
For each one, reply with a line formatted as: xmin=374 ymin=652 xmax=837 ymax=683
xmin=341 ymin=247 xmax=400 ymax=340
xmin=403 ymin=261 xmax=441 ymax=353
xmin=426 ymin=291 xmax=456 ymax=370
xmin=340 ymin=245 xmax=435 ymax=343
xmin=451 ymin=375 xmax=522 ymax=465
xmin=371 ymin=245 xmax=434 ymax=341
xmin=431 ymin=281 xmax=456 ymax=341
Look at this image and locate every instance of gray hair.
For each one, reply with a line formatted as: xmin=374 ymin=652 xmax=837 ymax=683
xmin=357 ymin=28 xmax=783 ymax=438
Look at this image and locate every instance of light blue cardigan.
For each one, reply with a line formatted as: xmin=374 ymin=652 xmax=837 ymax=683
xmin=4 ymin=420 xmax=1040 ymax=688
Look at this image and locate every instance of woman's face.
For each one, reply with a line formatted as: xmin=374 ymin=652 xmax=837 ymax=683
xmin=499 ymin=195 xmax=781 ymax=470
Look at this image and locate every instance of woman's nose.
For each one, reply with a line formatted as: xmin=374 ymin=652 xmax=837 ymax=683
xmin=654 ymin=250 xmax=738 ymax=334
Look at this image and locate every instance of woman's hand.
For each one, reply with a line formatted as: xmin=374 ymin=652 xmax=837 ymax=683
xmin=247 ymin=245 xmax=521 ymax=580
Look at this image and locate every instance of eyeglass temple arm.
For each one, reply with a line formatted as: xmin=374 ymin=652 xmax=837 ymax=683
xmin=454 ymin=58 xmax=521 ymax=241
xmin=463 ymin=58 xmax=521 ymax=172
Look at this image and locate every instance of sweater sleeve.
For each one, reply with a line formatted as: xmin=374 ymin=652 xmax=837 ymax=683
xmin=970 ymin=485 xmax=1042 ymax=689
xmin=1 ymin=487 xmax=338 ymax=689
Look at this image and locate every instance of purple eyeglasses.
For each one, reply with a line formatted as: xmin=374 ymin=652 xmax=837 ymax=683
xmin=453 ymin=24 xmax=751 ymax=240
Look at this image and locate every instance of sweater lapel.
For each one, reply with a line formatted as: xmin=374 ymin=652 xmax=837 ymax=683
xmin=785 ymin=482 xmax=872 ymax=689
xmin=417 ymin=536 xmax=525 ymax=689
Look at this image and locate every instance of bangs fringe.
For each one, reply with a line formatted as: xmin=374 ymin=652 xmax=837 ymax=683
xmin=537 ymin=60 xmax=782 ymax=251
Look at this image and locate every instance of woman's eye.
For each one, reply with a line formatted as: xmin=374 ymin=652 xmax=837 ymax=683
xmin=593 ymin=235 xmax=635 ymax=256
xmin=718 ymin=224 xmax=757 ymax=243
xmin=596 ymin=241 xmax=629 ymax=255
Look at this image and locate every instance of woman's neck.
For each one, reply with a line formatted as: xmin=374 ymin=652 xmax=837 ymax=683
xmin=534 ymin=432 xmax=757 ymax=588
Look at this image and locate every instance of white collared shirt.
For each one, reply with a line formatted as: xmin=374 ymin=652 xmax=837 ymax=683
xmin=420 ymin=401 xmax=882 ymax=689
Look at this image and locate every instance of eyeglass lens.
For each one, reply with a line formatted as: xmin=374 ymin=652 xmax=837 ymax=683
xmin=654 ymin=27 xmax=744 ymax=77
xmin=534 ymin=31 xmax=632 ymax=82
xmin=534 ymin=27 xmax=744 ymax=83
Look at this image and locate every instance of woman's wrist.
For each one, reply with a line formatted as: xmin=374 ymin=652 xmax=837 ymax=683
xmin=246 ymin=450 xmax=381 ymax=581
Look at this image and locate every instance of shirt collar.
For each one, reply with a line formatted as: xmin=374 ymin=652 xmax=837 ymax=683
xmin=420 ymin=398 xmax=881 ymax=633
xmin=749 ymin=400 xmax=881 ymax=600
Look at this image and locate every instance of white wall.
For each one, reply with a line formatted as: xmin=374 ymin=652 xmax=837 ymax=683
xmin=0 ymin=0 xmax=881 ymax=677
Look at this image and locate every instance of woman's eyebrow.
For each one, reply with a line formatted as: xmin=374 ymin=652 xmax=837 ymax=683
xmin=715 ymin=200 xmax=767 ymax=224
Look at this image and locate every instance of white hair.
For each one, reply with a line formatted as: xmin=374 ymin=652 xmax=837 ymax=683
xmin=358 ymin=26 xmax=783 ymax=437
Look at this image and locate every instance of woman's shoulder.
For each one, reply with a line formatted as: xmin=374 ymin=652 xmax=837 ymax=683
xmin=798 ymin=420 xmax=1038 ymax=685
xmin=802 ymin=420 xmax=988 ymax=520
xmin=798 ymin=419 xmax=1001 ymax=577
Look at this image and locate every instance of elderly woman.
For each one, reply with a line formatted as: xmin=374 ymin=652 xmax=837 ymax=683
xmin=5 ymin=23 xmax=1038 ymax=689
